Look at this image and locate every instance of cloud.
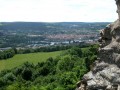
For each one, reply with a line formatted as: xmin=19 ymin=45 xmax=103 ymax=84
xmin=0 ymin=0 xmax=118 ymax=22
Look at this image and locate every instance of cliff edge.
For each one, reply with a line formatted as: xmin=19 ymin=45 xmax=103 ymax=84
xmin=76 ymin=0 xmax=120 ymax=90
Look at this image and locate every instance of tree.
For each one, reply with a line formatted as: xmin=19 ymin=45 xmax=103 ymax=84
xmin=22 ymin=68 xmax=32 ymax=80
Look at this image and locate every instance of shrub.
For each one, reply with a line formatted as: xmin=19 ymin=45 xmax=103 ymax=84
xmin=22 ymin=68 xmax=32 ymax=81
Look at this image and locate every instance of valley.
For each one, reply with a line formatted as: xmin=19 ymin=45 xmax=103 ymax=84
xmin=0 ymin=22 xmax=109 ymax=49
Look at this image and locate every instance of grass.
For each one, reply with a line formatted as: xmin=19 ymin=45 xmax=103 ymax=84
xmin=0 ymin=51 xmax=62 ymax=71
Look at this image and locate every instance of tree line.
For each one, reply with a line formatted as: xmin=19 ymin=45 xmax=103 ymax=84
xmin=0 ymin=45 xmax=89 ymax=60
xmin=0 ymin=44 xmax=98 ymax=90
xmin=0 ymin=49 xmax=15 ymax=60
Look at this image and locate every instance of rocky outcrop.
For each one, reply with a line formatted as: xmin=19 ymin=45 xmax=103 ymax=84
xmin=76 ymin=0 xmax=120 ymax=90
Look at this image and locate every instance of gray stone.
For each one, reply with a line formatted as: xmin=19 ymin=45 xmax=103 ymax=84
xmin=77 ymin=0 xmax=120 ymax=90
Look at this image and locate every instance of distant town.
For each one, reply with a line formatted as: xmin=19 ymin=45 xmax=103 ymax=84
xmin=0 ymin=22 xmax=109 ymax=50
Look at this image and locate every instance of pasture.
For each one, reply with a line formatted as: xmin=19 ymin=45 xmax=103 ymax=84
xmin=0 ymin=51 xmax=62 ymax=71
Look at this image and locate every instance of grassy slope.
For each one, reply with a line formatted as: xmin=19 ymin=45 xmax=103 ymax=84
xmin=0 ymin=51 xmax=62 ymax=71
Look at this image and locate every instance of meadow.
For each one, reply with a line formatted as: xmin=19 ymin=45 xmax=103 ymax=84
xmin=0 ymin=51 xmax=62 ymax=71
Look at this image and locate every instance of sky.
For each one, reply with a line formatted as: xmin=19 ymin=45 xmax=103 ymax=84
xmin=0 ymin=0 xmax=118 ymax=22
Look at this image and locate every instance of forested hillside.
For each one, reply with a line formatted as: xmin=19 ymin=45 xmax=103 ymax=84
xmin=0 ymin=22 xmax=109 ymax=34
xmin=0 ymin=44 xmax=98 ymax=90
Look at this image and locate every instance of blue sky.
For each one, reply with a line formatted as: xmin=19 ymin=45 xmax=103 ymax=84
xmin=0 ymin=0 xmax=118 ymax=22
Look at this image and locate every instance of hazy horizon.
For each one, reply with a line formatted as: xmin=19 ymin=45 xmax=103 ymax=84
xmin=0 ymin=0 xmax=118 ymax=22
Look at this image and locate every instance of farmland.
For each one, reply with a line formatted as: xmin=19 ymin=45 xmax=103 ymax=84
xmin=0 ymin=51 xmax=62 ymax=71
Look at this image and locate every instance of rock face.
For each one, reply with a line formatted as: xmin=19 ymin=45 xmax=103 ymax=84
xmin=76 ymin=0 xmax=120 ymax=90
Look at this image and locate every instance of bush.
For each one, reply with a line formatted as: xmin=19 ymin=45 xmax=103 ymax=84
xmin=21 ymin=68 xmax=32 ymax=81
xmin=0 ymin=78 xmax=6 ymax=87
xmin=57 ymin=55 xmax=75 ymax=72
xmin=59 ymin=72 xmax=77 ymax=90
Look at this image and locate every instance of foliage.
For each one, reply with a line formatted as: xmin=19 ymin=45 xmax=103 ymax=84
xmin=0 ymin=44 xmax=98 ymax=90
xmin=0 ymin=49 xmax=15 ymax=60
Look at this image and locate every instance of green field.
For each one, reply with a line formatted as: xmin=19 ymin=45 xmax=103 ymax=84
xmin=0 ymin=51 xmax=62 ymax=71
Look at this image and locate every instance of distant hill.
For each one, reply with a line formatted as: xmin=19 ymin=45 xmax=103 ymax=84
xmin=0 ymin=22 xmax=110 ymax=35
xmin=0 ymin=22 xmax=110 ymax=48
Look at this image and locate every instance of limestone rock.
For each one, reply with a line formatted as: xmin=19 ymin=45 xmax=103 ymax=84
xmin=77 ymin=0 xmax=120 ymax=90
